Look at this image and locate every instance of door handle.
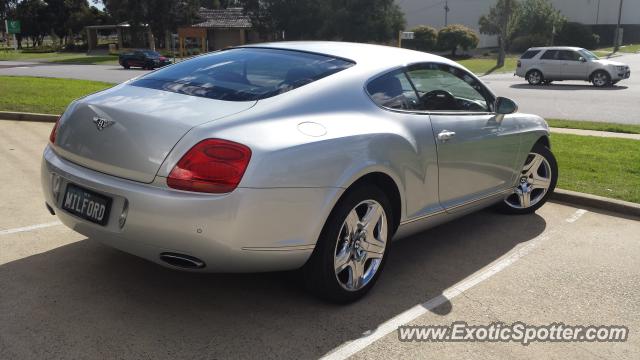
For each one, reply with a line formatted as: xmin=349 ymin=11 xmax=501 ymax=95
xmin=437 ymin=130 xmax=456 ymax=141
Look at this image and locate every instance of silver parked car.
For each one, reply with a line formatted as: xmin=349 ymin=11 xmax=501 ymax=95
xmin=515 ymin=46 xmax=631 ymax=87
xmin=42 ymin=42 xmax=557 ymax=302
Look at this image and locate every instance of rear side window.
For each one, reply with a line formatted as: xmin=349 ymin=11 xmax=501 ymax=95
xmin=557 ymin=50 xmax=581 ymax=61
xmin=131 ymin=48 xmax=354 ymax=101
xmin=520 ymin=50 xmax=540 ymax=59
xmin=540 ymin=50 xmax=558 ymax=60
xmin=366 ymin=70 xmax=418 ymax=110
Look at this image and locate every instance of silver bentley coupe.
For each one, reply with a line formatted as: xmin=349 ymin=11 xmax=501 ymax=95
xmin=42 ymin=42 xmax=557 ymax=302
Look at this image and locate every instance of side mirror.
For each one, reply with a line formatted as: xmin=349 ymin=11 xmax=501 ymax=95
xmin=579 ymin=57 xmax=587 ymax=62
xmin=495 ymin=97 xmax=518 ymax=115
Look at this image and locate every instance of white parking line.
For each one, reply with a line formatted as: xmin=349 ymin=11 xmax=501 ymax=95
xmin=566 ymin=209 xmax=588 ymax=223
xmin=0 ymin=221 xmax=62 ymax=236
xmin=321 ymin=209 xmax=587 ymax=360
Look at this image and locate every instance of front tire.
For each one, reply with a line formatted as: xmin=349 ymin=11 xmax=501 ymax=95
xmin=527 ymin=70 xmax=544 ymax=85
xmin=591 ymin=70 xmax=611 ymax=87
xmin=122 ymin=61 xmax=130 ymax=69
xmin=303 ymin=185 xmax=393 ymax=303
xmin=497 ymin=143 xmax=558 ymax=215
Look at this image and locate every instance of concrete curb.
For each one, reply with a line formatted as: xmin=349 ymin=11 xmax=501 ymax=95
xmin=551 ymin=188 xmax=640 ymax=218
xmin=0 ymin=111 xmax=59 ymax=122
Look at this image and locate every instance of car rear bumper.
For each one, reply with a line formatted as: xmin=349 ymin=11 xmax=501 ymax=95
xmin=41 ymin=145 xmax=343 ymax=272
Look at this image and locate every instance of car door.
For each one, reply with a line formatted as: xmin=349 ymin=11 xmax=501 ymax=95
xmin=538 ymin=50 xmax=560 ymax=79
xmin=557 ymin=50 xmax=588 ymax=80
xmin=405 ymin=63 xmax=522 ymax=210
xmin=133 ymin=51 xmax=145 ymax=67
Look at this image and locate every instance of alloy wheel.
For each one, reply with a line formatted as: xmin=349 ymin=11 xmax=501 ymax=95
xmin=505 ymin=152 xmax=552 ymax=209
xmin=334 ymin=200 xmax=387 ymax=291
xmin=593 ymin=72 xmax=608 ymax=87
xmin=528 ymin=71 xmax=542 ymax=85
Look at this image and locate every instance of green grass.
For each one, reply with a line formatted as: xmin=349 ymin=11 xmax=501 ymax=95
xmin=0 ymin=76 xmax=112 ymax=114
xmin=0 ymin=50 xmax=118 ymax=64
xmin=49 ymin=55 xmax=118 ymax=65
xmin=596 ymin=44 xmax=640 ymax=54
xmin=457 ymin=56 xmax=518 ymax=75
xmin=553 ymin=133 xmax=640 ymax=203
xmin=0 ymin=50 xmax=86 ymax=61
xmin=547 ymin=119 xmax=640 ymax=134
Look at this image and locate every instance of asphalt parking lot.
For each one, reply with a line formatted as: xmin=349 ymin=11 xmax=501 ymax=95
xmin=1 ymin=120 xmax=639 ymax=359
xmin=1 ymin=52 xmax=639 ymax=124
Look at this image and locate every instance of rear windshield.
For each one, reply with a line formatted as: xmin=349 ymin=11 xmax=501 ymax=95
xmin=131 ymin=48 xmax=354 ymax=101
xmin=520 ymin=50 xmax=541 ymax=59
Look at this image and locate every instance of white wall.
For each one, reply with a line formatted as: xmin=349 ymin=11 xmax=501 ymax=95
xmin=399 ymin=0 xmax=639 ymax=47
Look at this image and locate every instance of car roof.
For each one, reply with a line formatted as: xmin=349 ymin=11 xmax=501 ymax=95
xmin=528 ymin=46 xmax=584 ymax=51
xmin=240 ymin=41 xmax=460 ymax=70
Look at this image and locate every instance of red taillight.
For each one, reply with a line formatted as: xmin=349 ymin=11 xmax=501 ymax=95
xmin=49 ymin=116 xmax=61 ymax=144
xmin=167 ymin=139 xmax=252 ymax=193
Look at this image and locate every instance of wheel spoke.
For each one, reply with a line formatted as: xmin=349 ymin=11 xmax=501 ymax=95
xmin=531 ymin=174 xmax=551 ymax=190
xmin=361 ymin=203 xmax=384 ymax=234
xmin=344 ymin=209 xmax=360 ymax=234
xmin=351 ymin=260 xmax=365 ymax=289
xmin=517 ymin=190 xmax=531 ymax=208
xmin=334 ymin=245 xmax=351 ymax=274
xmin=360 ymin=237 xmax=385 ymax=255
xmin=365 ymin=251 xmax=383 ymax=261
xmin=523 ymin=154 xmax=544 ymax=175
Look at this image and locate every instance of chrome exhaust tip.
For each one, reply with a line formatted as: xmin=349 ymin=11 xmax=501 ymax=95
xmin=159 ymin=252 xmax=206 ymax=269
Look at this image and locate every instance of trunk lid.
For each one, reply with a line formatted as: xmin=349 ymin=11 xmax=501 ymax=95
xmin=54 ymin=84 xmax=256 ymax=183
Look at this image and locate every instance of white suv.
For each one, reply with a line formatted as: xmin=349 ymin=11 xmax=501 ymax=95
xmin=515 ymin=46 xmax=630 ymax=87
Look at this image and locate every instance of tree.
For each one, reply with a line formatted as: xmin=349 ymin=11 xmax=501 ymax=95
xmin=403 ymin=25 xmax=437 ymax=52
xmin=514 ymin=0 xmax=566 ymax=45
xmin=412 ymin=25 xmax=437 ymax=51
xmin=556 ymin=22 xmax=600 ymax=50
xmin=323 ymin=0 xmax=405 ymax=43
xmin=102 ymin=0 xmax=200 ymax=48
xmin=239 ymin=0 xmax=405 ymax=43
xmin=15 ymin=0 xmax=49 ymax=47
xmin=479 ymin=0 xmax=519 ymax=67
xmin=437 ymin=24 xmax=479 ymax=57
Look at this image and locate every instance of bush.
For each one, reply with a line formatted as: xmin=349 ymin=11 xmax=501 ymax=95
xmin=437 ymin=24 xmax=479 ymax=56
xmin=510 ymin=34 xmax=548 ymax=53
xmin=403 ymin=25 xmax=438 ymax=52
xmin=21 ymin=46 xmax=60 ymax=53
xmin=63 ymin=43 xmax=88 ymax=52
xmin=556 ymin=22 xmax=600 ymax=50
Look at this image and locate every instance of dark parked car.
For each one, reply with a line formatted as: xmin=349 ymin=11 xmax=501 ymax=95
xmin=118 ymin=50 xmax=172 ymax=70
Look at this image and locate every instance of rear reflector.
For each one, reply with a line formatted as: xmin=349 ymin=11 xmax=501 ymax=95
xmin=167 ymin=139 xmax=252 ymax=193
xmin=49 ymin=116 xmax=61 ymax=144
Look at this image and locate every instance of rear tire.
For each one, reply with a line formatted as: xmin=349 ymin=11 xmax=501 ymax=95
xmin=527 ymin=70 xmax=544 ymax=85
xmin=591 ymin=70 xmax=611 ymax=87
xmin=303 ymin=185 xmax=394 ymax=303
xmin=122 ymin=61 xmax=130 ymax=69
xmin=497 ymin=143 xmax=558 ymax=215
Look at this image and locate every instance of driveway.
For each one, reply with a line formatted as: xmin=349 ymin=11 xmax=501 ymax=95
xmin=1 ymin=119 xmax=638 ymax=359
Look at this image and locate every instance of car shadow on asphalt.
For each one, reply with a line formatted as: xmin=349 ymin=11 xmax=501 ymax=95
xmin=0 ymin=209 xmax=546 ymax=359
xmin=510 ymin=83 xmax=628 ymax=91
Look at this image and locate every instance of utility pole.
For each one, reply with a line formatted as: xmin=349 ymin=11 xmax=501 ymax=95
xmin=444 ymin=0 xmax=450 ymax=27
xmin=595 ymin=0 xmax=601 ymax=24
xmin=614 ymin=0 xmax=624 ymax=52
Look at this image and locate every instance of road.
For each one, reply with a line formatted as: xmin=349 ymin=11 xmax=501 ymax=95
xmin=0 ymin=53 xmax=638 ymax=124
xmin=0 ymin=120 xmax=639 ymax=359
xmin=482 ymin=53 xmax=640 ymax=125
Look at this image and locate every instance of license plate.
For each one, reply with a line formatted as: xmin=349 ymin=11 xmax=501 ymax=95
xmin=62 ymin=184 xmax=112 ymax=226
